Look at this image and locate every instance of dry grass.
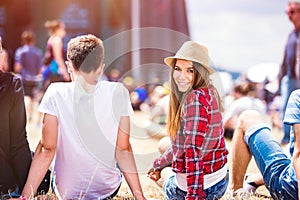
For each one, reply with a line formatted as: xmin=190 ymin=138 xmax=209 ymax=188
xmin=110 ymin=176 xmax=273 ymax=200
xmin=26 ymin=110 xmax=284 ymax=199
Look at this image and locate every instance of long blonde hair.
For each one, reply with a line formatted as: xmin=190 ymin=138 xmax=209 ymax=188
xmin=167 ymin=60 xmax=223 ymax=138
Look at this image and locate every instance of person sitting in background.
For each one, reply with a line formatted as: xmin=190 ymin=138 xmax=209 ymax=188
xmin=140 ymin=85 xmax=170 ymax=138
xmin=223 ymin=82 xmax=266 ymax=139
xmin=130 ymin=86 xmax=148 ymax=110
xmin=140 ymin=85 xmax=170 ymax=124
xmin=14 ymin=30 xmax=43 ymax=121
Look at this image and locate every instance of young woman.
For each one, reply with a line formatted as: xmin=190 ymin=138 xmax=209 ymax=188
xmin=42 ymin=19 xmax=69 ymax=85
xmin=148 ymin=41 xmax=229 ymax=199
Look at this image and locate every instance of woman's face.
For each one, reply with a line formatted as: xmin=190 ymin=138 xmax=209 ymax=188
xmin=173 ymin=59 xmax=194 ymax=92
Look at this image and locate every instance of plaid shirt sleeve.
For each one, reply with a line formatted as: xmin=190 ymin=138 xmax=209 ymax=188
xmin=153 ymin=146 xmax=173 ymax=171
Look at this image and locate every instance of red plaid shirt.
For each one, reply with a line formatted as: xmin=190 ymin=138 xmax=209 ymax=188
xmin=153 ymin=88 xmax=228 ymax=199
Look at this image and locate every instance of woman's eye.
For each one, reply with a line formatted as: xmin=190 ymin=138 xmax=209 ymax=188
xmin=174 ymin=66 xmax=181 ymax=71
xmin=187 ymin=69 xmax=194 ymax=73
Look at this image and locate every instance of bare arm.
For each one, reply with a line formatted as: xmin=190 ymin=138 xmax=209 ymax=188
xmin=14 ymin=63 xmax=22 ymax=73
xmin=115 ymin=116 xmax=146 ymax=200
xmin=22 ymin=114 xmax=58 ymax=199
xmin=292 ymin=123 xmax=300 ymax=199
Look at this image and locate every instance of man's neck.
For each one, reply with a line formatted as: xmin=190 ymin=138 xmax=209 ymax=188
xmin=75 ymin=75 xmax=96 ymax=94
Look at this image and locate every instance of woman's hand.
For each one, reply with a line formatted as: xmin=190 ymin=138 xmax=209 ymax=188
xmin=147 ymin=167 xmax=161 ymax=181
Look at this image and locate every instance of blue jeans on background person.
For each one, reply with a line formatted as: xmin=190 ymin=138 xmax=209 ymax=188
xmin=245 ymin=124 xmax=298 ymax=200
xmin=280 ymin=76 xmax=300 ymax=144
xmin=163 ymin=172 xmax=229 ymax=200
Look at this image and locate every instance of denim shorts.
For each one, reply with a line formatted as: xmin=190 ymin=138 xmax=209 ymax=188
xmin=245 ymin=124 xmax=298 ymax=200
xmin=163 ymin=172 xmax=229 ymax=200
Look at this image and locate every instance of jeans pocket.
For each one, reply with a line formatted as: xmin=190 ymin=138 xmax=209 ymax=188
xmin=205 ymin=175 xmax=229 ymax=200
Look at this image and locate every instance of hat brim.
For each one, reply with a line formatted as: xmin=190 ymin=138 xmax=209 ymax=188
xmin=164 ymin=56 xmax=215 ymax=75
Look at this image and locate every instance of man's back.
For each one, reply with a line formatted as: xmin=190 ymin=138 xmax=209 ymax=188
xmin=15 ymin=45 xmax=43 ymax=80
xmin=39 ymin=80 xmax=133 ymax=199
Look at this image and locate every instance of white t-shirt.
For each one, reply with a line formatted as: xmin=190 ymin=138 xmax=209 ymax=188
xmin=38 ymin=80 xmax=133 ymax=199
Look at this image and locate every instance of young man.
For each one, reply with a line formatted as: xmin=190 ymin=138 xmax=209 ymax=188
xmin=230 ymin=88 xmax=300 ymax=200
xmin=22 ymin=34 xmax=146 ymax=199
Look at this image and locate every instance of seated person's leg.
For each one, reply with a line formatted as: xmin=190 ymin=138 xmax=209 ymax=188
xmin=238 ymin=110 xmax=296 ymax=199
xmin=230 ymin=111 xmax=263 ymax=191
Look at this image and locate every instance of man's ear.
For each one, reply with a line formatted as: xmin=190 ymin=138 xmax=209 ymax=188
xmin=96 ymin=63 xmax=105 ymax=75
xmin=66 ymin=61 xmax=74 ymax=73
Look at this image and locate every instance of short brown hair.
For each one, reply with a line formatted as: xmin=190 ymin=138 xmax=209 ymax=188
xmin=67 ymin=34 xmax=104 ymax=73
xmin=234 ymin=82 xmax=256 ymax=96
xmin=21 ymin=30 xmax=35 ymax=45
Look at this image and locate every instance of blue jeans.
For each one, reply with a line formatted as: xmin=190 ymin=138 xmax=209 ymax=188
xmin=280 ymin=75 xmax=300 ymax=143
xmin=244 ymin=124 xmax=298 ymax=200
xmin=163 ymin=172 xmax=229 ymax=200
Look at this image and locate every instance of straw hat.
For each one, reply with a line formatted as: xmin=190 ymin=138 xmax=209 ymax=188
xmin=164 ymin=41 xmax=215 ymax=75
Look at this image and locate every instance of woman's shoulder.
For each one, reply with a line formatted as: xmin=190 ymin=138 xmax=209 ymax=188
xmin=186 ymin=88 xmax=215 ymax=105
xmin=188 ymin=87 xmax=210 ymax=97
xmin=48 ymin=35 xmax=62 ymax=45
